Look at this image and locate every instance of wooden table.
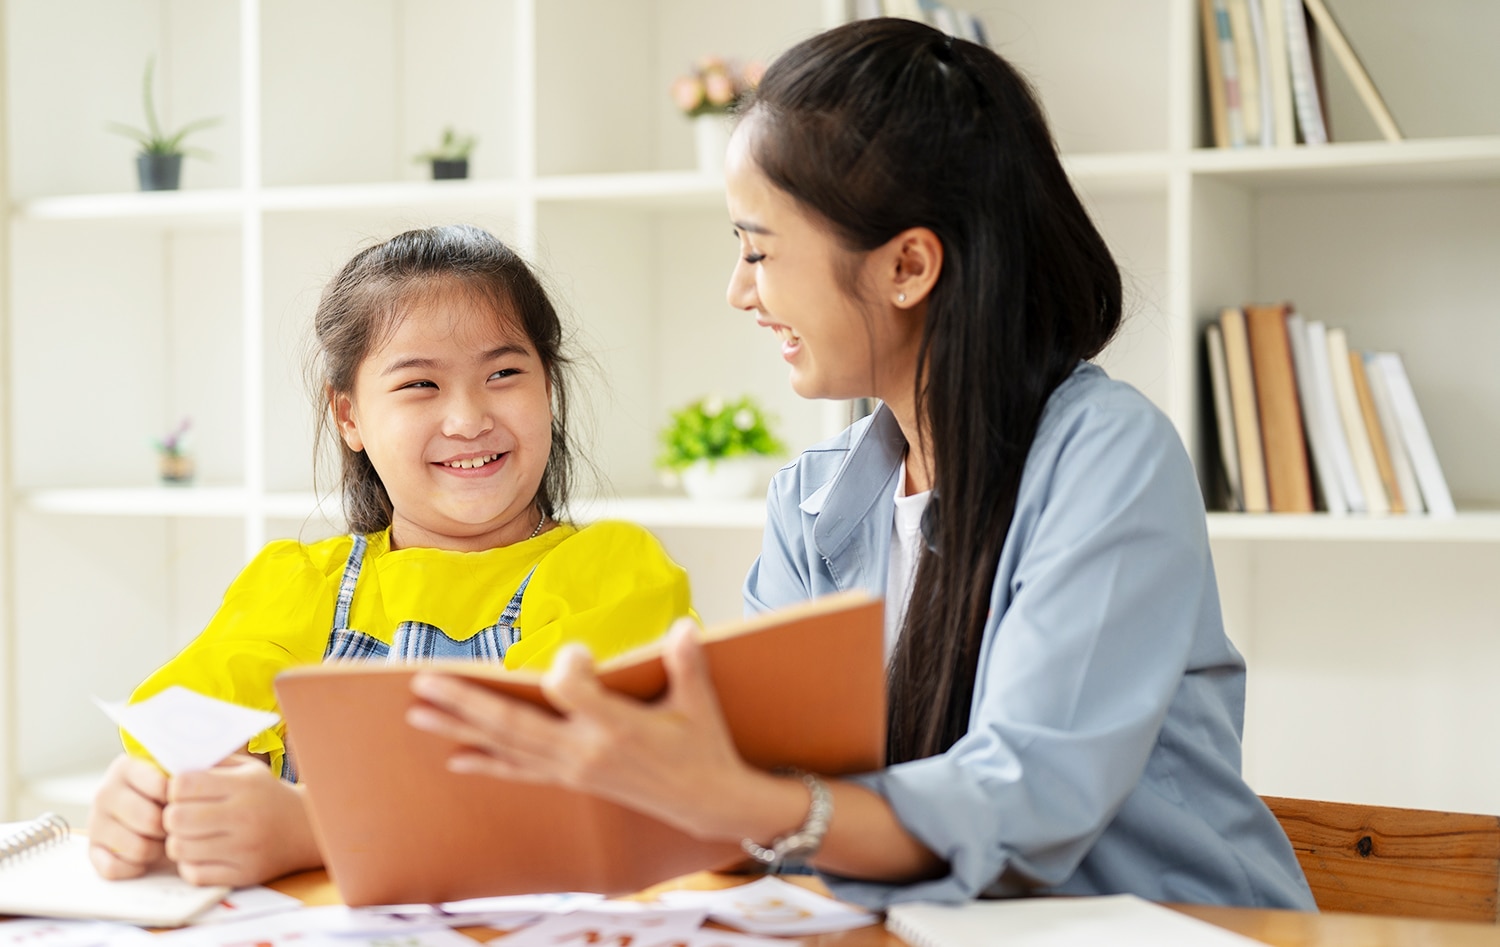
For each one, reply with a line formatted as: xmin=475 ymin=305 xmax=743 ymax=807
xmin=268 ymin=870 xmax=1500 ymax=947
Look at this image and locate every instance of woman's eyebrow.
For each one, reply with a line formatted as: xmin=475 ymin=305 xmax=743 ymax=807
xmin=733 ymin=219 xmax=774 ymax=236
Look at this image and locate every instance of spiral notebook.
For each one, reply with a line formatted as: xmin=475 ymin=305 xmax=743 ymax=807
xmin=0 ymin=812 xmax=229 ymax=927
xmin=885 ymin=894 xmax=1264 ymax=947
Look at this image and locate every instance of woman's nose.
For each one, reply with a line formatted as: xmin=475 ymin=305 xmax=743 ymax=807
xmin=726 ymin=257 xmax=758 ymax=312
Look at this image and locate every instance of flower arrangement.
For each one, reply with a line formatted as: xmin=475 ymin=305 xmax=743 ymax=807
xmin=669 ymin=56 xmax=765 ymax=118
xmin=657 ymin=395 xmax=785 ymax=472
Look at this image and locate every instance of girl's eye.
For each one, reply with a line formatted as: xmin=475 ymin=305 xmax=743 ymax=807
xmin=399 ymin=380 xmax=436 ymax=390
xmin=489 ymin=368 xmax=521 ymax=381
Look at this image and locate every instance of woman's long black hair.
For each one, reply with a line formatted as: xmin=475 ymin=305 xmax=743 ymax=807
xmin=746 ymin=19 xmax=1123 ymax=763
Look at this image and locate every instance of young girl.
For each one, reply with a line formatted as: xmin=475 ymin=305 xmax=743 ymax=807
xmin=405 ymin=21 xmax=1317 ymax=910
xmin=86 ymin=224 xmax=693 ymax=887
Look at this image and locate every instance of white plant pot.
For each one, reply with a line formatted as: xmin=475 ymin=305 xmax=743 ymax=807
xmin=693 ymin=113 xmax=734 ymax=174
xmin=679 ymin=458 xmax=761 ymax=501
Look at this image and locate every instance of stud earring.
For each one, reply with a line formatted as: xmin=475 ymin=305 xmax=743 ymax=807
xmin=897 ymin=292 xmax=907 ymax=304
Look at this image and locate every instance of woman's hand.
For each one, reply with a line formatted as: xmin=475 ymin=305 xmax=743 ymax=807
xmin=162 ymin=753 xmax=323 ymax=886
xmin=408 ymin=619 xmax=769 ymax=841
xmin=87 ymin=753 xmax=171 ymax=879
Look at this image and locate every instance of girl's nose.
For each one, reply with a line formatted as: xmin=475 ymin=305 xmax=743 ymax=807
xmin=726 ymin=256 xmax=758 ymax=312
xmin=442 ymin=391 xmax=495 ymax=439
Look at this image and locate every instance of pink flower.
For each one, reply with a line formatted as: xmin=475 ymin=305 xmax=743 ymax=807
xmin=704 ymin=71 xmax=736 ymax=107
xmin=670 ymin=75 xmax=706 ymax=112
xmin=742 ymin=60 xmax=766 ymax=89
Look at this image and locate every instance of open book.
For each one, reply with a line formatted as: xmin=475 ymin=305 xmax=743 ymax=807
xmin=0 ymin=813 xmax=229 ymax=926
xmin=275 ymin=590 xmax=885 ymax=906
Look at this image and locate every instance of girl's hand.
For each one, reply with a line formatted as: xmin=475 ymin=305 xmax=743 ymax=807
xmin=408 ymin=619 xmax=769 ymax=841
xmin=87 ymin=753 xmax=170 ymax=879
xmin=163 ymin=753 xmax=323 ymax=886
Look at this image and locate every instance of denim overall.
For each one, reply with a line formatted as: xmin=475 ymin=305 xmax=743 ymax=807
xmin=280 ymin=533 xmax=533 ymax=782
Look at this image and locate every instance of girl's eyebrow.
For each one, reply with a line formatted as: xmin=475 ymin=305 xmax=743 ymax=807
xmin=482 ymin=343 xmax=531 ymax=361
xmin=380 ymin=344 xmax=530 ymax=376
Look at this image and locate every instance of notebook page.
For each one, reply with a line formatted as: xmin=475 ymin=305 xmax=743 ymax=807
xmin=0 ymin=835 xmax=227 ymax=928
xmin=886 ymin=894 xmax=1263 ymax=947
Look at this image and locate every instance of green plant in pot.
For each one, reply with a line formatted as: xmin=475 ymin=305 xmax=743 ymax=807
xmin=415 ymin=127 xmax=477 ymax=180
xmin=107 ymin=56 xmax=219 ymax=192
xmin=657 ymin=395 xmax=785 ymax=500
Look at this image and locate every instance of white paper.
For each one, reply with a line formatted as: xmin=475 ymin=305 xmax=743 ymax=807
xmin=886 ymin=894 xmax=1265 ymax=947
xmin=496 ymin=908 xmax=710 ymax=947
xmin=154 ymin=905 xmax=465 ymax=947
xmin=93 ymin=687 xmax=280 ymax=775
xmin=355 ymin=891 xmax=606 ymax=931
xmin=189 ymin=886 xmax=304 ymax=925
xmin=658 ymin=877 xmax=876 ymax=936
xmin=0 ymin=919 xmax=154 ymax=947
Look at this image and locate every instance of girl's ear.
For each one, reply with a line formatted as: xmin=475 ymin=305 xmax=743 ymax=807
xmin=884 ymin=226 xmax=944 ymax=310
xmin=332 ymin=390 xmax=365 ymax=452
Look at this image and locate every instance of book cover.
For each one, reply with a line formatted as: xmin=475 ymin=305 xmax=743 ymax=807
xmin=1244 ymin=303 xmax=1314 ymax=512
xmin=1212 ymin=0 xmax=1247 ymax=147
xmin=1260 ymin=0 xmax=1296 ymax=146
xmin=1301 ymin=0 xmax=1402 ymax=141
xmin=1348 ymin=349 xmax=1405 ymax=513
xmin=1205 ymin=323 xmax=1243 ymax=511
xmin=1305 ymin=320 xmax=1364 ymax=511
xmin=1218 ymin=308 xmax=1269 ymax=512
xmin=1370 ymin=352 xmax=1455 ymax=516
xmin=1326 ymin=327 xmax=1389 ymax=513
xmin=1200 ymin=0 xmax=1231 ymax=148
xmin=1283 ymin=0 xmax=1327 ymax=144
xmin=276 ymin=591 xmax=885 ymax=906
xmin=1284 ymin=311 xmax=1345 ymax=513
xmin=1363 ymin=351 xmax=1424 ymax=514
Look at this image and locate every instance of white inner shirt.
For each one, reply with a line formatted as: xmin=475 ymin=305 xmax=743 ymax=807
xmin=885 ymin=460 xmax=932 ymax=664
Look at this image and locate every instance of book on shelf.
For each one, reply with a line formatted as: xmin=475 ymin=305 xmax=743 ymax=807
xmin=1200 ymin=0 xmax=1231 ymax=148
xmin=1244 ymin=303 xmax=1315 ymax=512
xmin=1206 ymin=0 xmax=1248 ymax=148
xmin=1284 ymin=311 xmax=1346 ymax=512
xmin=1216 ymin=307 xmax=1269 ymax=512
xmin=1304 ymin=319 xmax=1365 ymax=511
xmin=0 ymin=812 xmax=229 ymax=926
xmin=1259 ymin=0 xmax=1296 ymax=146
xmin=1225 ymin=0 xmax=1263 ymax=146
xmin=1301 ymin=0 xmax=1403 ymax=141
xmin=1348 ymin=349 xmax=1406 ymax=513
xmin=276 ymin=591 xmax=884 ymax=906
xmin=1369 ymin=351 xmax=1455 ymax=516
xmin=1326 ymin=327 xmax=1389 ymax=513
xmin=1362 ymin=351 xmax=1425 ymax=514
xmin=1243 ymin=0 xmax=1275 ymax=147
xmin=1282 ymin=0 xmax=1327 ymax=144
xmin=1204 ymin=322 xmax=1244 ymax=511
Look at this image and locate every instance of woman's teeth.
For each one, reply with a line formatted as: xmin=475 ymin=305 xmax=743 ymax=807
xmin=775 ymin=326 xmax=801 ymax=344
xmin=445 ymin=453 xmax=501 ymax=469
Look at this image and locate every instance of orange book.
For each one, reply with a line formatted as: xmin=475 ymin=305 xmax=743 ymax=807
xmin=1349 ymin=350 xmax=1405 ymax=513
xmin=276 ymin=591 xmax=884 ymax=906
xmin=1219 ymin=308 xmax=1269 ymax=513
xmin=1244 ymin=303 xmax=1314 ymax=512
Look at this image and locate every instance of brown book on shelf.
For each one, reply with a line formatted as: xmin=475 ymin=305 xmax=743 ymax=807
xmin=1218 ymin=307 xmax=1269 ymax=513
xmin=1200 ymin=0 xmax=1231 ymax=148
xmin=1348 ymin=349 xmax=1405 ymax=513
xmin=275 ymin=591 xmax=884 ymax=906
xmin=1244 ymin=303 xmax=1314 ymax=512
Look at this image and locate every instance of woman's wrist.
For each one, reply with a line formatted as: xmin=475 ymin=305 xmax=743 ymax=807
xmin=690 ymin=766 xmax=828 ymax=851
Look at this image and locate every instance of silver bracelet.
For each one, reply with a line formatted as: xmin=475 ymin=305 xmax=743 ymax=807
xmin=740 ymin=770 xmax=833 ymax=868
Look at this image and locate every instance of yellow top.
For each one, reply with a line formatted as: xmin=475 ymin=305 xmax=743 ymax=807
xmin=126 ymin=520 xmax=693 ymax=774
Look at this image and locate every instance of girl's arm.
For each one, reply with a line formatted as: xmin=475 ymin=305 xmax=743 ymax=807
xmin=407 ymin=622 xmax=945 ymax=885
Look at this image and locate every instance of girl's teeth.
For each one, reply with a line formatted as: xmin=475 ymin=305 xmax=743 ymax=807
xmin=447 ymin=453 xmax=500 ymax=469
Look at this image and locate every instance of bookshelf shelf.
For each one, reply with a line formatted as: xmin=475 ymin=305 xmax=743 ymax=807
xmin=1189 ymin=135 xmax=1500 ymax=187
xmin=1207 ymin=510 xmax=1500 ymax=543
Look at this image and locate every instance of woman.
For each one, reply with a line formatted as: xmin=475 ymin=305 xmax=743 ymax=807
xmin=406 ymin=18 xmax=1314 ymax=910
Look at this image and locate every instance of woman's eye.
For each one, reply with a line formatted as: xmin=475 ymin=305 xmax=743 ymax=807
xmin=743 ymin=252 xmax=766 ymax=264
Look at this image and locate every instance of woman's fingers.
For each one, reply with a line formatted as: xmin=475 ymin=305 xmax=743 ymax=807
xmin=409 ymin=673 xmax=572 ymax=762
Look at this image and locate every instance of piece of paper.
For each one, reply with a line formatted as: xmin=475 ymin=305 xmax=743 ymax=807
xmin=190 ymin=886 xmax=304 ymax=925
xmin=93 ymin=687 xmax=279 ymax=774
xmin=885 ymin=894 xmax=1267 ymax=947
xmin=355 ymin=891 xmax=606 ymax=931
xmin=0 ymin=919 xmax=154 ymax=947
xmin=495 ymin=908 xmax=710 ymax=947
xmin=154 ymin=905 xmax=465 ymax=947
xmin=658 ymin=877 xmax=877 ymax=936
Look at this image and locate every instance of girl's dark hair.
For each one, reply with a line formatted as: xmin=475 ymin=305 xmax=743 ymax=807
xmin=747 ymin=19 xmax=1123 ymax=764
xmin=311 ymin=224 xmax=576 ymax=535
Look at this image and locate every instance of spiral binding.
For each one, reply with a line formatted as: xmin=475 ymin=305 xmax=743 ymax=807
xmin=0 ymin=811 xmax=70 ymax=865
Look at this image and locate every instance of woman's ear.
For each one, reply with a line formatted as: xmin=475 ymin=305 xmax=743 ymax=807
xmin=885 ymin=227 xmax=944 ymax=309
xmin=331 ymin=389 xmax=365 ymax=452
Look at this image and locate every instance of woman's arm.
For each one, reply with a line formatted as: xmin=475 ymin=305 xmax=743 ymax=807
xmin=407 ymin=622 xmax=944 ymax=884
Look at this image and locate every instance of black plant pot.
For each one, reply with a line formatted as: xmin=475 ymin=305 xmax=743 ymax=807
xmin=137 ymin=152 xmax=183 ymax=191
xmin=431 ymin=158 xmax=469 ymax=180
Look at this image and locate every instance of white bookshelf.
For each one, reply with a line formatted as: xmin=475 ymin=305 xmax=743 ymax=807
xmin=3 ymin=0 xmax=1499 ymax=821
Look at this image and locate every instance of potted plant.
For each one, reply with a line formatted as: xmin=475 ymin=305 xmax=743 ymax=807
xmin=669 ymin=56 xmax=764 ymax=172
xmin=657 ymin=395 xmax=785 ymax=500
xmin=415 ymin=127 xmax=477 ymax=180
xmin=107 ymin=56 xmax=219 ymax=191
xmin=155 ymin=417 xmax=194 ymax=484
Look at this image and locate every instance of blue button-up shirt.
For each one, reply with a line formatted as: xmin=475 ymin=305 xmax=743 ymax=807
xmin=744 ymin=363 xmax=1315 ymax=911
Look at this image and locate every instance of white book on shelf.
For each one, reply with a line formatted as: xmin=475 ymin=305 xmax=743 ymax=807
xmin=1326 ymin=327 xmax=1389 ymax=514
xmin=1363 ymin=351 xmax=1424 ymax=514
xmin=1370 ymin=352 xmax=1455 ymax=516
xmin=1205 ymin=322 xmax=1244 ymax=511
xmin=1260 ymin=0 xmax=1296 ymax=146
xmin=1244 ymin=0 xmax=1275 ymax=147
xmin=1305 ymin=321 xmax=1364 ymax=512
xmin=1225 ymin=0 xmax=1261 ymax=145
xmin=1283 ymin=0 xmax=1327 ymax=144
xmin=1285 ymin=311 xmax=1346 ymax=512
